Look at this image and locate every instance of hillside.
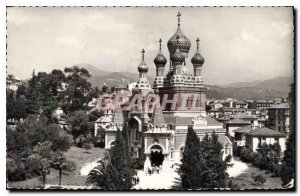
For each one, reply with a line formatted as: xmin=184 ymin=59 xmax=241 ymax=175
xmin=206 ymin=85 xmax=288 ymax=100
xmin=226 ymin=76 xmax=293 ymax=92
xmin=80 ymin=63 xmax=290 ymax=99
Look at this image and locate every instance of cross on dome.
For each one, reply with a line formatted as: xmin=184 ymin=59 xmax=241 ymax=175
xmin=177 ymin=11 xmax=181 ymax=27
xmin=196 ymin=37 xmax=200 ymax=52
xmin=141 ymin=49 xmax=145 ymax=62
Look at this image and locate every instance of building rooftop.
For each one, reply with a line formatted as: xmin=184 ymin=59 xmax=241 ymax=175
xmin=246 ymin=127 xmax=286 ymax=137
xmin=226 ymin=118 xmax=251 ymax=125
xmin=233 ymin=125 xmax=252 ymax=134
xmin=163 ymin=115 xmax=223 ymax=127
xmin=269 ymin=103 xmax=289 ymax=109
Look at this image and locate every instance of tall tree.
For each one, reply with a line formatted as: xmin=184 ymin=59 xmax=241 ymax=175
xmin=180 ymin=126 xmax=202 ymax=189
xmin=104 ymin=130 xmax=132 ymax=189
xmin=59 ymin=66 xmax=92 ymax=114
xmin=281 ymin=83 xmax=295 ymax=187
xmin=199 ymin=132 xmax=231 ymax=188
xmin=25 ymin=70 xmax=39 ymax=115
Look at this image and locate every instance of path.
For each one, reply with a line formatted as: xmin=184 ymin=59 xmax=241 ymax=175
xmin=227 ymin=158 xmax=249 ymax=177
xmin=133 ymin=167 xmax=180 ymax=190
xmin=80 ymin=159 xmax=102 ymax=176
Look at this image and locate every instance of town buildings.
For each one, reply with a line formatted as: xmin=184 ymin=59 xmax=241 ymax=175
xmin=267 ymin=103 xmax=290 ymax=134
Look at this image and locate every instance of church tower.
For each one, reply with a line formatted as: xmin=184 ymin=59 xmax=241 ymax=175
xmin=154 ymin=12 xmax=206 ymax=117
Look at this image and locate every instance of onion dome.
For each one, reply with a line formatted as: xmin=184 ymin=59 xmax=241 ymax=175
xmin=154 ymin=39 xmax=167 ymax=66
xmin=138 ymin=49 xmax=149 ymax=72
xmin=171 ymin=35 xmax=185 ymax=63
xmin=167 ymin=12 xmax=191 ymax=57
xmin=191 ymin=38 xmax=205 ymax=65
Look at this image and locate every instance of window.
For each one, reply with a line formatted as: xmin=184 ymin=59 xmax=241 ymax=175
xmin=180 ymin=146 xmax=184 ymax=158
xmin=275 ymin=138 xmax=279 ymax=143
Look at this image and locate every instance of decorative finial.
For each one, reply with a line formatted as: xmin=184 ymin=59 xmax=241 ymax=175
xmin=196 ymin=37 xmax=200 ymax=52
xmin=176 ymin=35 xmax=180 ymax=45
xmin=141 ymin=49 xmax=145 ymax=62
xmin=159 ymin=38 xmax=162 ymax=53
xmin=177 ymin=12 xmax=181 ymax=27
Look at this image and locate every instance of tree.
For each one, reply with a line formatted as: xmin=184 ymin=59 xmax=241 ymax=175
xmin=86 ymin=154 xmax=109 ymax=187
xmin=199 ymin=132 xmax=231 ymax=188
xmin=180 ymin=126 xmax=202 ymax=189
xmin=67 ymin=110 xmax=93 ymax=139
xmin=40 ymin=158 xmax=51 ymax=188
xmin=86 ymin=130 xmax=133 ymax=189
xmin=101 ymin=84 xmax=108 ymax=93
xmin=104 ymin=130 xmax=132 ymax=189
xmin=51 ymin=152 xmax=76 ymax=187
xmin=25 ymin=70 xmax=40 ymax=115
xmin=281 ymin=83 xmax=295 ymax=187
xmin=59 ymin=66 xmax=92 ymax=114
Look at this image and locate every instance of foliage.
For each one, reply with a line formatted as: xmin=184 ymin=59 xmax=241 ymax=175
xmin=252 ymin=174 xmax=266 ymax=186
xmin=237 ymin=143 xmax=283 ymax=178
xmin=179 ymin=126 xmax=202 ymax=189
xmin=67 ymin=110 xmax=94 ymax=139
xmin=180 ymin=128 xmax=232 ymax=189
xmin=86 ymin=129 xmax=133 ymax=189
xmin=280 ymin=83 xmax=295 ymax=186
xmin=59 ymin=66 xmax=92 ymax=114
xmin=198 ymin=132 xmax=232 ymax=189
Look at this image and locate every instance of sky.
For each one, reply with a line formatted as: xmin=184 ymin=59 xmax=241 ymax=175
xmin=7 ymin=7 xmax=294 ymax=85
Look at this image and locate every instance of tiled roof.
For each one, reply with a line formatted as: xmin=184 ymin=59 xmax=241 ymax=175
xmin=232 ymin=112 xmax=257 ymax=119
xmin=218 ymin=134 xmax=232 ymax=146
xmin=226 ymin=118 xmax=251 ymax=125
xmin=233 ymin=125 xmax=252 ymax=134
xmin=246 ymin=127 xmax=286 ymax=137
xmin=269 ymin=103 xmax=289 ymax=109
xmin=151 ymin=105 xmax=165 ymax=126
xmin=206 ymin=116 xmax=223 ymax=126
xmin=113 ymin=108 xmax=124 ymax=124
xmin=163 ymin=115 xmax=222 ymax=126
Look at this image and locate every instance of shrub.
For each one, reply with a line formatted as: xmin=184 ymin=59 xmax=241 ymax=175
xmin=6 ymin=158 xmax=27 ymax=181
xmin=252 ymin=174 xmax=266 ymax=186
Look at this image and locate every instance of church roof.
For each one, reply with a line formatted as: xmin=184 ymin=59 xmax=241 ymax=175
xmin=151 ymin=105 xmax=165 ymax=126
xmin=113 ymin=108 xmax=124 ymax=124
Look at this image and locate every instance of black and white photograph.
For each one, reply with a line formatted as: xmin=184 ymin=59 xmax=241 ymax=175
xmin=5 ymin=6 xmax=295 ymax=190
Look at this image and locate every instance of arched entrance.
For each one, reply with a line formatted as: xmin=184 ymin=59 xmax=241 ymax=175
xmin=150 ymin=145 xmax=164 ymax=167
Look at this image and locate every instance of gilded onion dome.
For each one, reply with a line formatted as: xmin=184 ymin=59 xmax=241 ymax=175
xmin=154 ymin=39 xmax=167 ymax=66
xmin=171 ymin=35 xmax=185 ymax=63
xmin=138 ymin=49 xmax=149 ymax=72
xmin=167 ymin=12 xmax=191 ymax=57
xmin=191 ymin=38 xmax=205 ymax=65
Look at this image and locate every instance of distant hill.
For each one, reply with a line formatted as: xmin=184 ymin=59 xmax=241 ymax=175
xmin=225 ymin=76 xmax=293 ymax=93
xmin=80 ymin=63 xmax=290 ymax=99
xmin=206 ymin=85 xmax=288 ymax=100
xmin=80 ymin=63 xmax=154 ymax=88
xmin=254 ymin=76 xmax=293 ymax=92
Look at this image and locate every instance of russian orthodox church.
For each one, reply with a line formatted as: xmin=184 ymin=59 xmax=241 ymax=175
xmin=95 ymin=12 xmax=232 ymax=169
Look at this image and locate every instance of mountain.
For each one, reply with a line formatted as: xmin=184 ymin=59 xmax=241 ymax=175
xmin=206 ymin=85 xmax=288 ymax=100
xmin=79 ymin=63 xmax=290 ymax=99
xmin=254 ymin=76 xmax=293 ymax=92
xmin=225 ymin=80 xmax=262 ymax=88
xmin=76 ymin=63 xmax=109 ymax=78
xmin=225 ymin=76 xmax=293 ymax=93
xmin=80 ymin=63 xmax=154 ymax=88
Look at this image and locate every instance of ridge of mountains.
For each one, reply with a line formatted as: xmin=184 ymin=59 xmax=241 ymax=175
xmin=79 ymin=63 xmax=292 ymax=100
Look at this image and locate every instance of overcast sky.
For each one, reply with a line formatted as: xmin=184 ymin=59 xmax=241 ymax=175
xmin=7 ymin=7 xmax=293 ymax=85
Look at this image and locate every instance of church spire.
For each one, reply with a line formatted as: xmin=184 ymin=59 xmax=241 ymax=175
xmin=177 ymin=11 xmax=181 ymax=27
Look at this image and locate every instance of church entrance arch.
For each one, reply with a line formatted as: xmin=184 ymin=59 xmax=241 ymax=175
xmin=150 ymin=145 xmax=164 ymax=167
